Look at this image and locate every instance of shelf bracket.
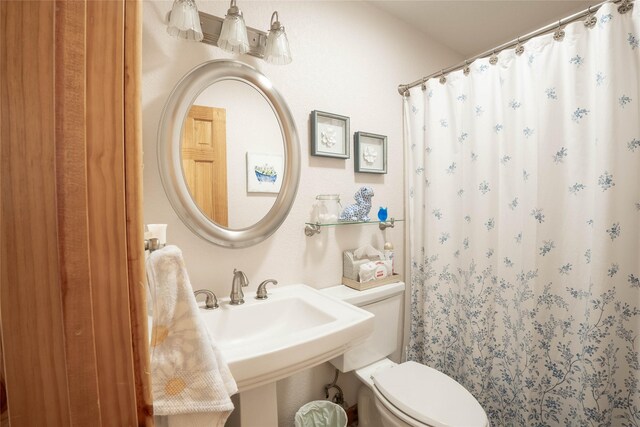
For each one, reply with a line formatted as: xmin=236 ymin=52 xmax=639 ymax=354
xmin=379 ymin=218 xmax=395 ymax=230
xmin=304 ymin=223 xmax=321 ymax=237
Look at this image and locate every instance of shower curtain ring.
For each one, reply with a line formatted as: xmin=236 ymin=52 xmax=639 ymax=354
xmin=515 ymin=37 xmax=525 ymax=56
xmin=439 ymin=70 xmax=446 ymax=84
xmin=585 ymin=6 xmax=597 ymax=27
xmin=489 ymin=50 xmax=498 ymax=65
xmin=618 ymin=0 xmax=633 ymax=14
xmin=554 ymin=20 xmax=566 ymax=41
xmin=463 ymin=60 xmax=471 ymax=76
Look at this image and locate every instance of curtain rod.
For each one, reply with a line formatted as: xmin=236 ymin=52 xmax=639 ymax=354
xmin=398 ymin=0 xmax=634 ymax=95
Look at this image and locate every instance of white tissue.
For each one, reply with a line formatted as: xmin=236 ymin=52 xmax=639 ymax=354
xmin=353 ymin=244 xmax=384 ymax=260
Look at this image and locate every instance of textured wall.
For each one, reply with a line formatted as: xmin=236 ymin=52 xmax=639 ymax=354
xmin=142 ymin=1 xmax=461 ymax=424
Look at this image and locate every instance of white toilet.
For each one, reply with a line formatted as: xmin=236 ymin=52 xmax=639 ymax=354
xmin=322 ymin=282 xmax=488 ymax=427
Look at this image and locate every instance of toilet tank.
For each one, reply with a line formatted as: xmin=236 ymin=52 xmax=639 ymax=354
xmin=321 ymin=282 xmax=405 ymax=372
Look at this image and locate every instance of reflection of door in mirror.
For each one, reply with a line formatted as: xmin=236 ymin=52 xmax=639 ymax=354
xmin=181 ymin=105 xmax=228 ymax=226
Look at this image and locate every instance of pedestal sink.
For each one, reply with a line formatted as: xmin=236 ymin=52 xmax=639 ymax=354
xmin=198 ymin=284 xmax=374 ymax=426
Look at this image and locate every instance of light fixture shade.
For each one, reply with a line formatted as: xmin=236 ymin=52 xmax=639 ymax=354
xmin=264 ymin=12 xmax=292 ymax=65
xmin=218 ymin=1 xmax=249 ymax=54
xmin=167 ymin=0 xmax=203 ymax=41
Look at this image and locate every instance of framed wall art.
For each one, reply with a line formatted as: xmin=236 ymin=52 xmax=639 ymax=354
xmin=310 ymin=110 xmax=350 ymax=159
xmin=354 ymin=131 xmax=387 ymax=174
xmin=246 ymin=152 xmax=284 ymax=193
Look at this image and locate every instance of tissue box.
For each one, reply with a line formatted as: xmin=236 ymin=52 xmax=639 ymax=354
xmin=342 ymin=274 xmax=403 ymax=291
xmin=343 ymin=249 xmax=382 ymax=281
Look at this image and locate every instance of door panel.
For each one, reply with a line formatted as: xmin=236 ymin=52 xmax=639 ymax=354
xmin=181 ymin=105 xmax=228 ymax=226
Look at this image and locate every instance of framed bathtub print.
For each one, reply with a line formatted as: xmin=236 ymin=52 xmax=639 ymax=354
xmin=310 ymin=110 xmax=350 ymax=159
xmin=355 ymin=131 xmax=387 ymax=174
xmin=246 ymin=152 xmax=284 ymax=193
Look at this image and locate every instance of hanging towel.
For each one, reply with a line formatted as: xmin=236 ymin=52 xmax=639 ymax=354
xmin=147 ymin=245 xmax=237 ymax=427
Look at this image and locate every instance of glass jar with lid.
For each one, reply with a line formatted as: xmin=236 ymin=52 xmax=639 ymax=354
xmin=313 ymin=194 xmax=342 ymax=224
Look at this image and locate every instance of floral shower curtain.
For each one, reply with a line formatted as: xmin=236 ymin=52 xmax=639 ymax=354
xmin=404 ymin=3 xmax=639 ymax=426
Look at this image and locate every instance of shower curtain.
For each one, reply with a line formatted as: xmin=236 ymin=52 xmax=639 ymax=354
xmin=404 ymin=3 xmax=639 ymax=426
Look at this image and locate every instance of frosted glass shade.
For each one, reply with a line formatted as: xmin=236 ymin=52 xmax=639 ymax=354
xmin=265 ymin=26 xmax=292 ymax=65
xmin=167 ymin=0 xmax=203 ymax=42
xmin=218 ymin=13 xmax=249 ymax=54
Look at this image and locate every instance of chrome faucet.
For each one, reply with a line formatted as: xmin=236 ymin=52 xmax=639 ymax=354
xmin=256 ymin=279 xmax=278 ymax=300
xmin=194 ymin=289 xmax=218 ymax=309
xmin=230 ymin=269 xmax=249 ymax=305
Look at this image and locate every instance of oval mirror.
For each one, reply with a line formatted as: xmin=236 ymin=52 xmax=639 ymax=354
xmin=158 ymin=60 xmax=300 ymax=248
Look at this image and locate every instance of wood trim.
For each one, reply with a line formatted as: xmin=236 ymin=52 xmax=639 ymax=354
xmin=0 ymin=328 xmax=8 ymax=426
xmin=124 ymin=0 xmax=154 ymax=424
xmin=0 ymin=2 xmax=72 ymax=425
xmin=85 ymin=1 xmax=139 ymax=425
xmin=55 ymin=2 xmax=103 ymax=424
xmin=0 ymin=4 xmax=5 ymax=423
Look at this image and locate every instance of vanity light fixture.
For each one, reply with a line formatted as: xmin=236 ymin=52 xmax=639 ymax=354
xmin=217 ymin=0 xmax=250 ymax=54
xmin=264 ymin=11 xmax=292 ymax=65
xmin=167 ymin=0 xmax=204 ymax=42
xmin=167 ymin=0 xmax=292 ymax=65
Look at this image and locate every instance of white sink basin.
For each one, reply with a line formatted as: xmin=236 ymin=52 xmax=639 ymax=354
xmin=198 ymin=284 xmax=374 ymax=391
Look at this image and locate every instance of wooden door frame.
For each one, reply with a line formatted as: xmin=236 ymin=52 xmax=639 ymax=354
xmin=0 ymin=1 xmax=151 ymax=425
xmin=125 ymin=1 xmax=154 ymax=424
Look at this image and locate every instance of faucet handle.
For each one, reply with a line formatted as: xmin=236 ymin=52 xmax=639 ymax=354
xmin=256 ymin=279 xmax=278 ymax=300
xmin=194 ymin=289 xmax=219 ymax=310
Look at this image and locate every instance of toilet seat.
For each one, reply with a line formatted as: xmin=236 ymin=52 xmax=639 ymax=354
xmin=372 ymin=361 xmax=488 ymax=427
xmin=372 ymin=386 xmax=429 ymax=427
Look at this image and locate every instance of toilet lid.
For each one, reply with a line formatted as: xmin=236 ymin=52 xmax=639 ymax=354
xmin=372 ymin=361 xmax=488 ymax=427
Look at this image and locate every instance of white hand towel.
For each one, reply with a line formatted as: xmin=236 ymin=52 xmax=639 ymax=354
xmin=147 ymin=245 xmax=237 ymax=427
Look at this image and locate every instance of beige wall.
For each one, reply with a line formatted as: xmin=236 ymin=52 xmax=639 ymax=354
xmin=142 ymin=1 xmax=461 ymax=424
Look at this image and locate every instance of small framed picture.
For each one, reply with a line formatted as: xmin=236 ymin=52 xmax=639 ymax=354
xmin=310 ymin=110 xmax=350 ymax=159
xmin=246 ymin=152 xmax=283 ymax=193
xmin=354 ymin=131 xmax=387 ymax=174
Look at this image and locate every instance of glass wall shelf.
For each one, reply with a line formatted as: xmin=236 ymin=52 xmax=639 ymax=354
xmin=304 ymin=218 xmax=403 ymax=237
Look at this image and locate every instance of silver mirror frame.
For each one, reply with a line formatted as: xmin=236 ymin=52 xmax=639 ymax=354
xmin=158 ymin=60 xmax=300 ymax=248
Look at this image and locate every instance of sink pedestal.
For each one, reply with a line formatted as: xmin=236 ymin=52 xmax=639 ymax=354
xmin=238 ymin=383 xmax=278 ymax=427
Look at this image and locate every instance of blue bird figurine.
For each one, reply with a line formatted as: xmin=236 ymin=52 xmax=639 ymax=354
xmin=377 ymin=206 xmax=388 ymax=222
